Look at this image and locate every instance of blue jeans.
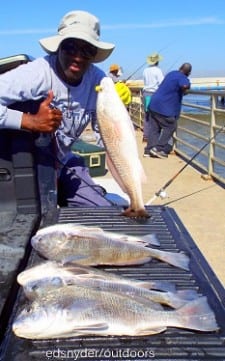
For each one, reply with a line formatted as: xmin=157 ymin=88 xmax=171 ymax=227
xmin=145 ymin=110 xmax=177 ymax=153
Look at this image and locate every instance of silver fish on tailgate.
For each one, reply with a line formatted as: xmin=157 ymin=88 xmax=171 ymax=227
xmin=12 ymin=284 xmax=219 ymax=339
xmin=18 ymin=260 xmax=175 ymax=293
xmin=21 ymin=266 xmax=198 ymax=309
xmin=31 ymin=223 xmax=190 ymax=270
xmin=96 ymin=77 xmax=149 ymax=218
xmin=33 ymin=223 xmax=160 ymax=246
xmin=18 ymin=258 xmax=196 ymax=308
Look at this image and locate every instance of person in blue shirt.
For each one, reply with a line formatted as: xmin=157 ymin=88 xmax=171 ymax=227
xmin=0 ymin=10 xmax=130 ymax=207
xmin=144 ymin=63 xmax=192 ymax=158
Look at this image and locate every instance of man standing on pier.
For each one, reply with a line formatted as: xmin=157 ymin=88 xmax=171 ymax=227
xmin=142 ymin=52 xmax=164 ymax=142
xmin=144 ymin=63 xmax=192 ymax=158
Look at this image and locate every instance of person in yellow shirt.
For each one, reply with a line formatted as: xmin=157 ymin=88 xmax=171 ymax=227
xmin=115 ymin=81 xmax=132 ymax=107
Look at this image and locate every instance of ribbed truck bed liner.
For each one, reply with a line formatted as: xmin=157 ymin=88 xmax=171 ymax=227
xmin=1 ymin=205 xmax=225 ymax=360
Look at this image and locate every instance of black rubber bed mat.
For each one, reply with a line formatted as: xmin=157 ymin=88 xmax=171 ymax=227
xmin=0 ymin=205 xmax=225 ymax=361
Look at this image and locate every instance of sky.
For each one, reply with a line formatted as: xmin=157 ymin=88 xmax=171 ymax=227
xmin=0 ymin=0 xmax=224 ymax=80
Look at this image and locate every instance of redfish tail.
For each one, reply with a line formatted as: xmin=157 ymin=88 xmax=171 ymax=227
xmin=175 ymin=297 xmax=219 ymax=332
xmin=121 ymin=207 xmax=151 ymax=219
xmin=154 ymin=250 xmax=190 ymax=271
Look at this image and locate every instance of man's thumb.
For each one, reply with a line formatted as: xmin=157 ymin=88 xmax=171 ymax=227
xmin=43 ymin=90 xmax=54 ymax=107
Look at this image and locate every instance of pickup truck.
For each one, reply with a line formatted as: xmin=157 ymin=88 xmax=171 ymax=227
xmin=0 ymin=55 xmax=225 ymax=361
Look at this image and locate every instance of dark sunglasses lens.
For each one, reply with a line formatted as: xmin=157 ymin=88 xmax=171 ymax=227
xmin=61 ymin=43 xmax=75 ymax=54
xmin=61 ymin=41 xmax=97 ymax=59
xmin=85 ymin=45 xmax=98 ymax=58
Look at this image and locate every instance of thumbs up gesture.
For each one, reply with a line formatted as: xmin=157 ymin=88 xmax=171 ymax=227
xmin=21 ymin=90 xmax=62 ymax=132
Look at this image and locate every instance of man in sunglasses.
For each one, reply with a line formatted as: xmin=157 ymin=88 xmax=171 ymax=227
xmin=0 ymin=10 xmax=131 ymax=208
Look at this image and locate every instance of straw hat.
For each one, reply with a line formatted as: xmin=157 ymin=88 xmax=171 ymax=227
xmin=147 ymin=53 xmax=163 ymax=65
xmin=39 ymin=10 xmax=115 ymax=63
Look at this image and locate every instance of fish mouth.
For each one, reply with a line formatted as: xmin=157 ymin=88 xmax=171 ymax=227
xmin=31 ymin=235 xmax=43 ymax=247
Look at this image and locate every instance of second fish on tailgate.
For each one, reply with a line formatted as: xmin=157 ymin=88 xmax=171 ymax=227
xmin=17 ymin=260 xmax=175 ymax=293
xmin=19 ymin=262 xmax=198 ymax=309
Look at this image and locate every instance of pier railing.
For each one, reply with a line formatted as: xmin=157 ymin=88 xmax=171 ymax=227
xmin=129 ymin=87 xmax=225 ymax=186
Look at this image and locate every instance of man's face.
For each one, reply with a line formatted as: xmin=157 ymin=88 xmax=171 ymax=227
xmin=57 ymin=38 xmax=97 ymax=84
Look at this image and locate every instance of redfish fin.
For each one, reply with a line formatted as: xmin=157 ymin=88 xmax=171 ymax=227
xmin=137 ymin=159 xmax=147 ymax=183
xmin=135 ymin=326 xmax=167 ymax=336
xmin=165 ymin=289 xmax=199 ymax=309
xmin=141 ymin=280 xmax=176 ymax=292
xmin=121 ymin=207 xmax=151 ymax=218
xmin=141 ymin=234 xmax=160 ymax=246
xmin=175 ymin=297 xmax=219 ymax=332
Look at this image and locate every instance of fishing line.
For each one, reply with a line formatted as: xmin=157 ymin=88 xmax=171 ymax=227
xmin=37 ymin=134 xmax=117 ymax=207
xmin=146 ymin=124 xmax=225 ymax=205
xmin=126 ymin=62 xmax=146 ymax=82
xmin=125 ymin=42 xmax=175 ymax=82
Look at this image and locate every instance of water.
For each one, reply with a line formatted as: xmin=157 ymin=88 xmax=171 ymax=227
xmin=177 ymin=96 xmax=225 ymax=180
xmin=182 ymin=94 xmax=225 ymax=113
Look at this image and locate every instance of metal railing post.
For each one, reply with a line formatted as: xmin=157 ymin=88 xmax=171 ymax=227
xmin=128 ymin=85 xmax=225 ymax=186
xmin=208 ymin=95 xmax=216 ymax=176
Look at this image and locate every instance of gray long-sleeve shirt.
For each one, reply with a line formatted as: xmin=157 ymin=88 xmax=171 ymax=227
xmin=0 ymin=55 xmax=105 ymax=160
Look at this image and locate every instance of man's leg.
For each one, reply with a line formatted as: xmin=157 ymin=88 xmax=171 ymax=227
xmin=156 ymin=115 xmax=177 ymax=153
xmin=144 ymin=111 xmax=161 ymax=155
xmin=143 ymin=111 xmax=150 ymax=141
xmin=57 ymin=154 xmax=112 ymax=207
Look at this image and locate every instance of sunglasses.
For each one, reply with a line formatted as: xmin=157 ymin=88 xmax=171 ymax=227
xmin=61 ymin=39 xmax=98 ymax=59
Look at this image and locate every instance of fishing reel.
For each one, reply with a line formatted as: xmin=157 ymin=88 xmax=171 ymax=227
xmin=156 ymin=189 xmax=167 ymax=199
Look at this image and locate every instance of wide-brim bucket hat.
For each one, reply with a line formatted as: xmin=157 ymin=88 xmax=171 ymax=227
xmin=39 ymin=10 xmax=115 ymax=63
xmin=147 ymin=53 xmax=163 ymax=65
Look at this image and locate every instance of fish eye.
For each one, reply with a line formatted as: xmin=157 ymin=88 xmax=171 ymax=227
xmin=52 ymin=277 xmax=63 ymax=286
xmin=31 ymin=284 xmax=38 ymax=291
xmin=25 ymin=305 xmax=32 ymax=313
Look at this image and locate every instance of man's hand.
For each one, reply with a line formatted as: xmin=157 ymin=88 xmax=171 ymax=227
xmin=21 ymin=90 xmax=62 ymax=132
xmin=115 ymin=82 xmax=132 ymax=105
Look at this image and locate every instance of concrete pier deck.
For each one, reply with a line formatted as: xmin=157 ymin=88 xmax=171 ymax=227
xmin=96 ymin=129 xmax=225 ymax=287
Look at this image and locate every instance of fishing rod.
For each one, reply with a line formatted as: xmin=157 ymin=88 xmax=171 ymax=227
xmin=125 ymin=62 xmax=146 ymax=82
xmin=126 ymin=57 xmax=180 ymax=83
xmin=146 ymin=124 xmax=225 ymax=205
xmin=125 ymin=43 xmax=175 ymax=82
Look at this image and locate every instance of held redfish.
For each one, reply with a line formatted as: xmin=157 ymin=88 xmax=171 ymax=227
xmin=96 ymin=77 xmax=149 ymax=218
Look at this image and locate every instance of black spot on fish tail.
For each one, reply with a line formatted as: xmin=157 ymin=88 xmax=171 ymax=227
xmin=121 ymin=207 xmax=151 ymax=219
